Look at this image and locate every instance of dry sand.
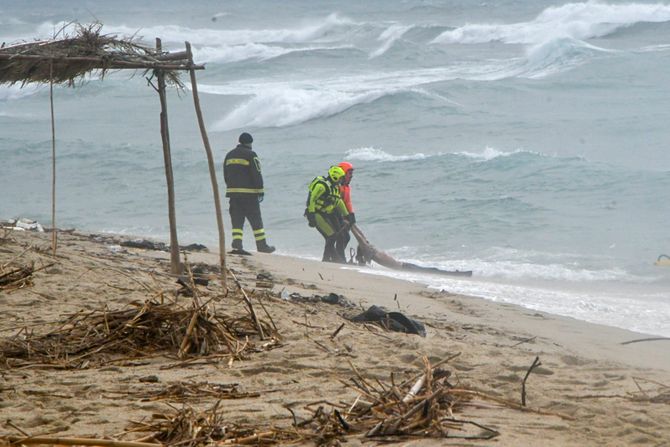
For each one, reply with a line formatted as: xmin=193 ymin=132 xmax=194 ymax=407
xmin=1 ymin=229 xmax=669 ymax=446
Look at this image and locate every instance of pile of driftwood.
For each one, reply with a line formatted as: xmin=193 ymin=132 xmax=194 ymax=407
xmin=125 ymin=402 xmax=300 ymax=446
xmin=297 ymin=358 xmax=499 ymax=444
xmin=0 ymin=295 xmax=278 ymax=368
xmin=119 ymin=359 xmax=501 ymax=446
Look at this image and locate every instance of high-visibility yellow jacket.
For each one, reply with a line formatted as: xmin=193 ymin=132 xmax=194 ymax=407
xmin=306 ymin=176 xmax=349 ymax=216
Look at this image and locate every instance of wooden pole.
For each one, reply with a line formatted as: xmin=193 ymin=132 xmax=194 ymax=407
xmin=184 ymin=41 xmax=227 ymax=290
xmin=155 ymin=38 xmax=181 ymax=275
xmin=49 ymin=59 xmax=57 ymax=257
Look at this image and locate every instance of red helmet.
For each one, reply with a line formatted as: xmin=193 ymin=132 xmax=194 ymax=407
xmin=338 ymin=161 xmax=353 ymax=173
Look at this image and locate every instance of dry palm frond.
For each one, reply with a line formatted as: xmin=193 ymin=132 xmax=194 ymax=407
xmin=0 ymin=22 xmax=184 ymax=87
xmin=126 ymin=402 xmax=301 ymax=447
xmin=135 ymin=381 xmax=261 ymax=402
xmin=0 ymin=296 xmax=277 ymax=368
xmin=299 ymin=358 xmax=500 ymax=445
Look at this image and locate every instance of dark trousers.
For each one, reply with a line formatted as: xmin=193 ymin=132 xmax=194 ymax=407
xmin=229 ymin=196 xmax=267 ymax=248
xmin=314 ymin=212 xmax=348 ymax=263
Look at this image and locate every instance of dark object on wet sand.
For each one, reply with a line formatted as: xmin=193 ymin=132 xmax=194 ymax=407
xmin=182 ymin=243 xmax=208 ymax=252
xmin=177 ymin=276 xmax=209 ymax=287
xmin=284 ymin=291 xmax=355 ymax=308
xmin=121 ymin=239 xmax=169 ymax=251
xmin=121 ymin=239 xmax=209 ymax=253
xmin=351 ymin=224 xmax=472 ymax=277
xmin=349 ymin=305 xmax=426 ymax=337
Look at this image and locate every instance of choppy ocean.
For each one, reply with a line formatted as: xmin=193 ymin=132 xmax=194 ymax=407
xmin=1 ymin=0 xmax=669 ymax=337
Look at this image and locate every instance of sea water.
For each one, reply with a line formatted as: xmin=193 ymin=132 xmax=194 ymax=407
xmin=1 ymin=0 xmax=669 ymax=337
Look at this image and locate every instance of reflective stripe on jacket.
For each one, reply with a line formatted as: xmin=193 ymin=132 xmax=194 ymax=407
xmin=223 ymin=144 xmax=264 ymax=197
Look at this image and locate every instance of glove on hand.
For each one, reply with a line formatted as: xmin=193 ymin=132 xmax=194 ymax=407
xmin=307 ymin=212 xmax=317 ymax=227
xmin=258 ymin=193 xmax=264 ymax=203
xmin=346 ymin=213 xmax=356 ymax=225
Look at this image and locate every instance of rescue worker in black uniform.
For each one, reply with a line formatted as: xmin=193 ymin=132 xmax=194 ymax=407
xmin=305 ymin=166 xmax=354 ymax=263
xmin=223 ymin=132 xmax=275 ymax=254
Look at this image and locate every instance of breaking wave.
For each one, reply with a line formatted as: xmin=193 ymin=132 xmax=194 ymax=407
xmin=210 ymin=87 xmax=389 ymax=130
xmin=0 ymin=85 xmax=42 ymax=101
xmin=431 ymin=2 xmax=670 ymax=45
xmin=369 ymin=24 xmax=414 ymax=58
xmin=521 ymin=36 xmax=615 ymax=78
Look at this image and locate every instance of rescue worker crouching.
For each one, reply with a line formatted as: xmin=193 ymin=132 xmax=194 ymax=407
xmin=305 ymin=166 xmax=355 ymax=263
xmin=223 ymin=132 xmax=275 ymax=254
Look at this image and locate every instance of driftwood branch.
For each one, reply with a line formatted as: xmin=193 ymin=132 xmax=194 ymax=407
xmin=620 ymin=337 xmax=670 ymax=345
xmin=330 ymin=323 xmax=345 ymax=339
xmin=521 ymin=356 xmax=542 ymax=406
xmin=227 ymin=268 xmax=265 ymax=340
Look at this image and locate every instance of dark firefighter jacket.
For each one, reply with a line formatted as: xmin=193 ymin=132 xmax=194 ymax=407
xmin=223 ymin=144 xmax=264 ymax=198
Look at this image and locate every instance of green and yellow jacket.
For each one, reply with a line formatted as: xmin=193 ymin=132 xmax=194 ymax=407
xmin=223 ymin=144 xmax=264 ymax=198
xmin=306 ymin=176 xmax=350 ymax=216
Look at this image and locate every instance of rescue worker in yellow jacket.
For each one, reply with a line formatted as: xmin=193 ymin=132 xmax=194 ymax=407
xmin=305 ymin=166 xmax=355 ymax=263
xmin=223 ymin=132 xmax=275 ymax=254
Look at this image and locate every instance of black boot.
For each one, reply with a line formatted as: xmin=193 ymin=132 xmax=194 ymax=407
xmin=232 ymin=239 xmax=243 ymax=251
xmin=322 ymin=238 xmax=336 ymax=262
xmin=257 ymin=240 xmax=276 ymax=253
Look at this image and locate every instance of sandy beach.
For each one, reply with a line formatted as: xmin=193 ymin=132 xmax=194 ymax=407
xmin=1 ymin=228 xmax=669 ymax=446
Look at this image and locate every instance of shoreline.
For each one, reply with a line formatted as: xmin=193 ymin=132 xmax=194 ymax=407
xmin=247 ymin=252 xmax=670 ymax=373
xmin=1 ymin=228 xmax=670 ymax=445
xmin=4 ymin=223 xmax=670 ymax=372
xmin=6 ymin=217 xmax=668 ymax=341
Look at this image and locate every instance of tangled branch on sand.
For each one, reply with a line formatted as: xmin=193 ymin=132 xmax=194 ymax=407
xmin=124 ymin=358 xmax=502 ymax=446
xmin=125 ymin=402 xmax=301 ymax=446
xmin=124 ymin=381 xmax=261 ymax=402
xmin=0 ymin=263 xmax=35 ymax=292
xmin=298 ymin=357 xmax=500 ymax=444
xmin=0 ymin=295 xmax=278 ymax=369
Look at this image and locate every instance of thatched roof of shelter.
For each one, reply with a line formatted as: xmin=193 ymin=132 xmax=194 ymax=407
xmin=0 ymin=23 xmax=202 ymax=87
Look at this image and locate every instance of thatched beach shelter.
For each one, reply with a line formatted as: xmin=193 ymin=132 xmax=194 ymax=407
xmin=0 ymin=23 xmax=227 ymax=287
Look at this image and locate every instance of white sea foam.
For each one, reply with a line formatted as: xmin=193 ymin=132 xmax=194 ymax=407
xmin=344 ymin=147 xmax=434 ymax=162
xmin=455 ymin=146 xmax=527 ymax=161
xmin=636 ymin=43 xmax=670 ymax=52
xmin=431 ymin=2 xmax=670 ymax=45
xmin=369 ymin=24 xmax=413 ymax=58
xmin=352 ymin=260 xmax=670 ymax=337
xmin=192 ymin=43 xmax=353 ymax=64
xmin=0 ymin=85 xmax=42 ymax=101
xmin=345 ymin=146 xmax=525 ymax=163
xmin=34 ymin=14 xmax=355 ymax=48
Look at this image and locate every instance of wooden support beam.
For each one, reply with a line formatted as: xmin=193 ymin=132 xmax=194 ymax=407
xmin=185 ymin=41 xmax=227 ymax=290
xmin=155 ymin=38 xmax=181 ymax=275
xmin=0 ymin=53 xmax=205 ymax=70
xmin=49 ymin=60 xmax=57 ymax=257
